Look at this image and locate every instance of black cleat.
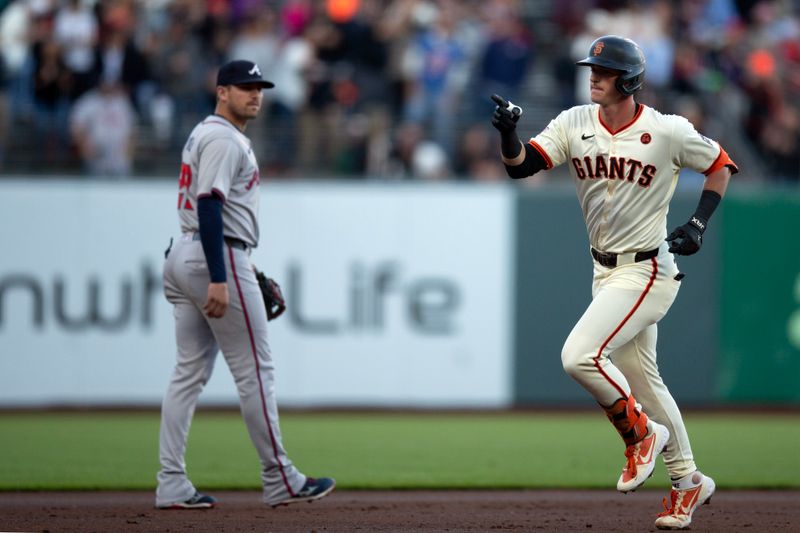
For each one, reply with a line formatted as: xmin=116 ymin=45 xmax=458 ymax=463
xmin=272 ymin=477 xmax=336 ymax=507
xmin=157 ymin=491 xmax=217 ymax=510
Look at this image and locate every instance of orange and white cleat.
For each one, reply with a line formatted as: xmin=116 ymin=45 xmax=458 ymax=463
xmin=616 ymin=421 xmax=669 ymax=493
xmin=655 ymin=473 xmax=715 ymax=530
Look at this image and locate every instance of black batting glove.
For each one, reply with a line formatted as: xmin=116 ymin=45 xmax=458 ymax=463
xmin=666 ymin=216 xmax=707 ymax=256
xmin=491 ymin=94 xmax=522 ymax=135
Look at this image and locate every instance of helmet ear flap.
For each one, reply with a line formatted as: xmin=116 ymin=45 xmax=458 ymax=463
xmin=615 ymin=71 xmax=644 ymax=96
xmin=616 ymin=77 xmax=634 ymax=96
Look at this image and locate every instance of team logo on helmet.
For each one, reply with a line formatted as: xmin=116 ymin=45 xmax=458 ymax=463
xmin=641 ymin=133 xmax=651 ymax=144
xmin=593 ymin=41 xmax=605 ymax=56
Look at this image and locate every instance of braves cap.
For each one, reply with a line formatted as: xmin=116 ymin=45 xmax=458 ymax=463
xmin=216 ymin=60 xmax=275 ymax=89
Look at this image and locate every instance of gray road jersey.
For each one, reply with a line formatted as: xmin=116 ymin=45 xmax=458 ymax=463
xmin=177 ymin=115 xmax=260 ymax=247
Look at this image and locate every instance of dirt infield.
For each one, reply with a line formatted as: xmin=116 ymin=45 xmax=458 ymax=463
xmin=1 ymin=490 xmax=797 ymax=532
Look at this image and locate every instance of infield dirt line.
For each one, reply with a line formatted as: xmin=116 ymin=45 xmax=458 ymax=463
xmin=1 ymin=490 xmax=798 ymax=532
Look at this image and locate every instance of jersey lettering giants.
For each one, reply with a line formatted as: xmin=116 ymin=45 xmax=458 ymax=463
xmin=571 ymin=156 xmax=656 ymax=187
xmin=530 ymin=104 xmax=736 ymax=254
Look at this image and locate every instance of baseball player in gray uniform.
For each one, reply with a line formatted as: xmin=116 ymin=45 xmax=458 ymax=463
xmin=156 ymin=60 xmax=335 ymax=509
xmin=491 ymin=36 xmax=737 ymax=530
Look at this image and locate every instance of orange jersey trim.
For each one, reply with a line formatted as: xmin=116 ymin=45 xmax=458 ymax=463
xmin=528 ymin=139 xmax=553 ymax=169
xmin=703 ymin=146 xmax=738 ymax=176
xmin=599 ymin=104 xmax=645 ymax=135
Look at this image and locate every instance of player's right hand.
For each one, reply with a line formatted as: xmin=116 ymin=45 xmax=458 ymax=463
xmin=204 ymin=282 xmax=230 ymax=318
xmin=491 ymin=94 xmax=522 ymax=135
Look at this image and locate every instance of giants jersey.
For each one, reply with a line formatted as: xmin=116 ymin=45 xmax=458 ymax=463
xmin=177 ymin=115 xmax=261 ymax=247
xmin=529 ymin=104 xmax=737 ymax=253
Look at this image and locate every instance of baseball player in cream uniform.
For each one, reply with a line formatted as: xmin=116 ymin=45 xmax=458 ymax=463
xmin=491 ymin=36 xmax=737 ymax=530
xmin=157 ymin=60 xmax=334 ymax=509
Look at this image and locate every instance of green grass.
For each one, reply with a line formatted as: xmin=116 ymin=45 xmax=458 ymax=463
xmin=1 ymin=411 xmax=798 ymax=490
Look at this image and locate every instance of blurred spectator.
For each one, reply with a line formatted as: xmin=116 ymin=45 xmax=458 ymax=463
xmin=630 ymin=1 xmax=674 ymax=92
xmin=737 ymin=0 xmax=800 ymax=183
xmin=411 ymin=138 xmax=449 ymax=180
xmin=53 ymin=0 xmax=98 ymax=101
xmin=227 ymin=5 xmax=284 ymax=168
xmin=0 ymin=0 xmax=39 ymax=121
xmin=92 ymin=12 xmax=151 ymax=110
xmin=453 ymin=122 xmax=504 ymax=181
xmin=263 ymin=16 xmax=314 ymax=174
xmin=0 ymin=53 xmax=8 ymax=167
xmin=383 ymin=119 xmax=450 ymax=180
xmin=375 ymin=0 xmax=421 ymax=119
xmin=760 ymin=104 xmax=799 ymax=183
xmin=296 ymin=10 xmax=344 ymax=173
xmin=679 ymin=0 xmax=739 ymax=47
xmin=0 ymin=0 xmax=797 ymax=182
xmin=69 ymin=79 xmax=136 ymax=177
xmin=281 ymin=0 xmax=314 ymax=36
xmin=551 ymin=0 xmax=595 ymax=109
xmin=474 ymin=1 xmax=534 ymax=121
xmin=315 ymin=0 xmax=395 ymax=176
xmin=402 ymin=0 xmax=468 ymax=155
xmin=192 ymin=0 xmax=233 ymax=65
xmin=150 ymin=8 xmax=208 ymax=148
xmin=385 ymin=120 xmax=424 ymax=178
xmin=30 ymin=13 xmax=72 ymax=164
xmin=228 ymin=7 xmax=280 ymax=78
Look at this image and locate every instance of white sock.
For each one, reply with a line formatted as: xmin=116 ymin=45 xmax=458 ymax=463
xmin=672 ymin=470 xmax=704 ymax=489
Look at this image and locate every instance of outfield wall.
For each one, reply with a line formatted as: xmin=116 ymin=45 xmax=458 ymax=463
xmin=0 ymin=180 xmax=513 ymax=407
xmin=0 ymin=179 xmax=797 ymax=407
xmin=718 ymin=193 xmax=800 ymax=403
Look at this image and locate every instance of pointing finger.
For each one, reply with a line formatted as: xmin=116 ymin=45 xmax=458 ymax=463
xmin=491 ymin=94 xmax=508 ymax=108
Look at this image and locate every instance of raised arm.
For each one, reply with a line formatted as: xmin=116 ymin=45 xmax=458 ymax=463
xmin=490 ymin=94 xmax=549 ymax=179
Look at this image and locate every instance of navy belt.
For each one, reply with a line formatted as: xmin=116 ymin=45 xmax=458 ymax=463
xmin=591 ymin=247 xmax=659 ymax=268
xmin=192 ymin=233 xmax=248 ymax=250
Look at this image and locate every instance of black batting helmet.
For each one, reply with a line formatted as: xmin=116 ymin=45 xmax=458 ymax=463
xmin=576 ymin=35 xmax=646 ymax=96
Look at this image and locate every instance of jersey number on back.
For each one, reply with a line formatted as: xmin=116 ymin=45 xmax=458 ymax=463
xmin=177 ymin=164 xmax=193 ymax=210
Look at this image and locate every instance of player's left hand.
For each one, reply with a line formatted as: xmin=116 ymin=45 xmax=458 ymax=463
xmin=255 ymin=269 xmax=286 ymax=320
xmin=666 ymin=217 xmax=706 ymax=255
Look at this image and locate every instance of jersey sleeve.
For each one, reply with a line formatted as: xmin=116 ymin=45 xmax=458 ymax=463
xmin=673 ymin=116 xmax=739 ymax=176
xmin=196 ymin=136 xmax=243 ymax=200
xmin=529 ymin=110 xmax=571 ymax=169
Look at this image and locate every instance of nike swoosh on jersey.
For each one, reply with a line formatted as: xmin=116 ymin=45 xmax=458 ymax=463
xmin=581 ymin=133 xmax=595 ymax=140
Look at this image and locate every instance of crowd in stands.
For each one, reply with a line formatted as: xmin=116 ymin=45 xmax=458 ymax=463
xmin=0 ymin=0 xmax=797 ymax=183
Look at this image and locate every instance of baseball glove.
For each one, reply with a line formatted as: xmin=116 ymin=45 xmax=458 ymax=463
xmin=255 ymin=269 xmax=286 ymax=320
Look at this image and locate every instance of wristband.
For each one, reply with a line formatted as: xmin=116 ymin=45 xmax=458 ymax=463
xmin=693 ymin=189 xmax=721 ymax=224
xmin=500 ymin=131 xmax=523 ymax=160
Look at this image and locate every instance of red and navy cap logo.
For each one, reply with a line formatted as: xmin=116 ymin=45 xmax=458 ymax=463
xmin=641 ymin=133 xmax=651 ymax=144
xmin=593 ymin=41 xmax=605 ymax=56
